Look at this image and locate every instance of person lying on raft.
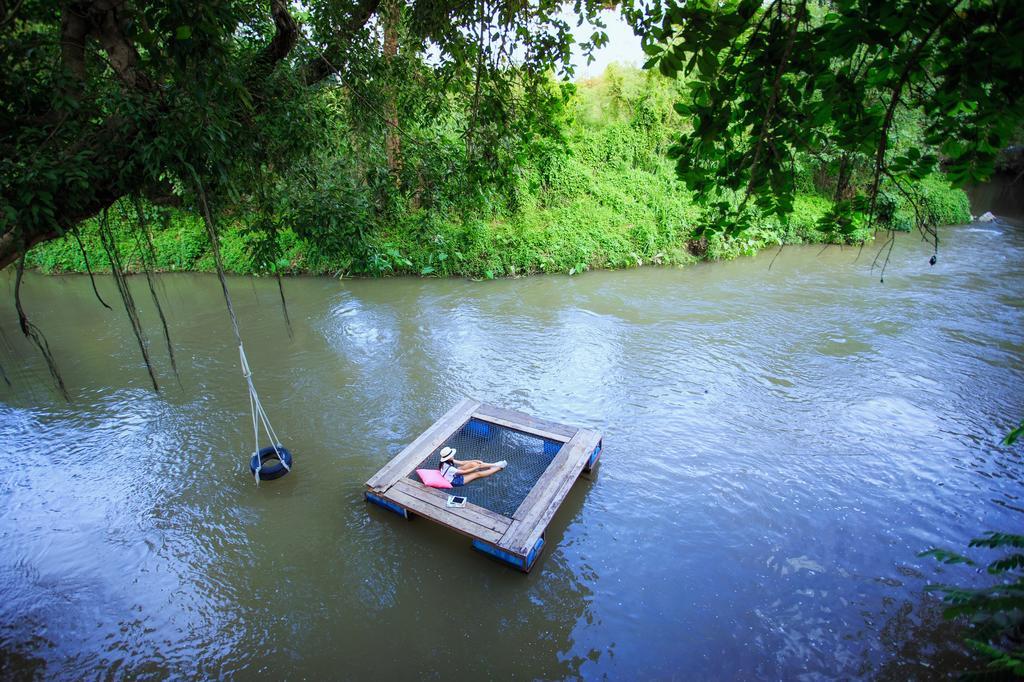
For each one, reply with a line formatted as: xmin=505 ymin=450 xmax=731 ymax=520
xmin=438 ymin=447 xmax=506 ymax=487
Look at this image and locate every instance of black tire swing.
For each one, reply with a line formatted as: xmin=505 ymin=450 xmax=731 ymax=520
xmin=196 ymin=178 xmax=293 ymax=483
xmin=239 ymin=340 xmax=292 ymax=483
xmin=251 ymin=445 xmax=293 ymax=480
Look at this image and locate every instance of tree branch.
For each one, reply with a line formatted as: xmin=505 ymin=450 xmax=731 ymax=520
xmin=866 ymin=4 xmax=959 ymax=226
xmin=250 ymin=0 xmax=299 ymax=81
xmin=302 ymin=0 xmax=382 ymax=85
xmin=90 ymin=1 xmax=154 ymax=91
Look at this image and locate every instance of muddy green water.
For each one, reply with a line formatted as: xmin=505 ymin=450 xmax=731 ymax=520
xmin=1 ymin=221 xmax=1022 ymax=679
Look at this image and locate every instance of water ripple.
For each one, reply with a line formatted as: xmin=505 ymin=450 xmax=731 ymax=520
xmin=0 ymin=223 xmax=1021 ymax=678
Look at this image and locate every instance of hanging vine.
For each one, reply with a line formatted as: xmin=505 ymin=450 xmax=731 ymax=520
xmin=127 ymin=198 xmax=179 ymax=383
xmin=96 ymin=209 xmax=159 ymax=392
xmin=14 ymin=255 xmax=68 ymax=400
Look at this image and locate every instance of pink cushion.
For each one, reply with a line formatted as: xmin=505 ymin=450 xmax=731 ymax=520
xmin=416 ymin=469 xmax=453 ymax=489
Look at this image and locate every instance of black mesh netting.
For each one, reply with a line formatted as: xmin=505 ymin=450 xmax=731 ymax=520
xmin=409 ymin=418 xmax=563 ymax=517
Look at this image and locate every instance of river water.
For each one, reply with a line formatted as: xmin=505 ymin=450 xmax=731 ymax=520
xmin=1 ymin=219 xmax=1022 ymax=679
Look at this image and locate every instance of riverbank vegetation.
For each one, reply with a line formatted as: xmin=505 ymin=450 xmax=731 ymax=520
xmin=2 ymin=0 xmax=1016 ymax=282
xmin=25 ymin=66 xmax=969 ymax=278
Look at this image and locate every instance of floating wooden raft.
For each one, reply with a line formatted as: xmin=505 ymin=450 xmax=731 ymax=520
xmin=365 ymin=398 xmax=602 ymax=572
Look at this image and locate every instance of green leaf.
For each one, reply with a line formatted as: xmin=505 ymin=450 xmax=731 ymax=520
xmin=697 ymin=51 xmax=718 ymax=78
xmin=987 ymin=553 xmax=1024 ymax=574
xmin=659 ymin=56 xmax=677 ymax=78
xmin=970 ymin=532 xmax=1024 ymax=549
xmin=919 ymin=548 xmax=976 ymax=566
xmin=1003 ymin=420 xmax=1024 ymax=445
xmin=175 ymin=26 xmax=192 ymax=40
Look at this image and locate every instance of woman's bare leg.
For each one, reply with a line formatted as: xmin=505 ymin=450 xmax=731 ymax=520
xmin=461 ymin=466 xmax=502 ymax=484
xmin=459 ymin=460 xmax=506 ymax=474
xmin=455 ymin=459 xmax=485 ymax=471
xmin=460 ymin=459 xmax=507 ymax=472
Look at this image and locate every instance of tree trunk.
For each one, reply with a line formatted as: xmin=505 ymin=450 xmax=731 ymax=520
xmin=382 ymin=0 xmax=402 ymax=184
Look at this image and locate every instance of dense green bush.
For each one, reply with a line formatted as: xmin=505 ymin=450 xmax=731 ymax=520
xmin=26 ymin=67 xmax=970 ymax=278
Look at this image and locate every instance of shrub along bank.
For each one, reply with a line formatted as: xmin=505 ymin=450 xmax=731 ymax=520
xmin=27 ymin=67 xmax=971 ymax=279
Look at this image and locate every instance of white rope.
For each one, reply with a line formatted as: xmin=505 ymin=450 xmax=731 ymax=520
xmin=240 ymin=344 xmax=288 ymax=484
xmin=194 ymin=180 xmax=289 ymax=485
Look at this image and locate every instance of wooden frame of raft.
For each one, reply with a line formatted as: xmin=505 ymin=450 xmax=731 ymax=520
xmin=364 ymin=398 xmax=603 ymax=572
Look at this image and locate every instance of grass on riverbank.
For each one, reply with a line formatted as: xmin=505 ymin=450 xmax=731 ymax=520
xmin=25 ymin=174 xmax=970 ymax=279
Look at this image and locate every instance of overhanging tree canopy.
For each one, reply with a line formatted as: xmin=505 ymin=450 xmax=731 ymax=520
xmin=633 ymin=0 xmax=1024 ymax=244
xmin=5 ymin=0 xmax=1022 ymax=273
xmin=0 ymin=0 xmax=613 ymax=271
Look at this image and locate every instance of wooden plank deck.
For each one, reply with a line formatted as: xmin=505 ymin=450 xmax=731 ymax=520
xmin=502 ymin=429 xmax=602 ymax=555
xmin=386 ymin=478 xmax=511 ymax=544
xmin=364 ymin=399 xmax=602 ymax=572
xmin=471 ymin=403 xmax=578 ymax=442
xmin=366 ymin=397 xmax=479 ymax=493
